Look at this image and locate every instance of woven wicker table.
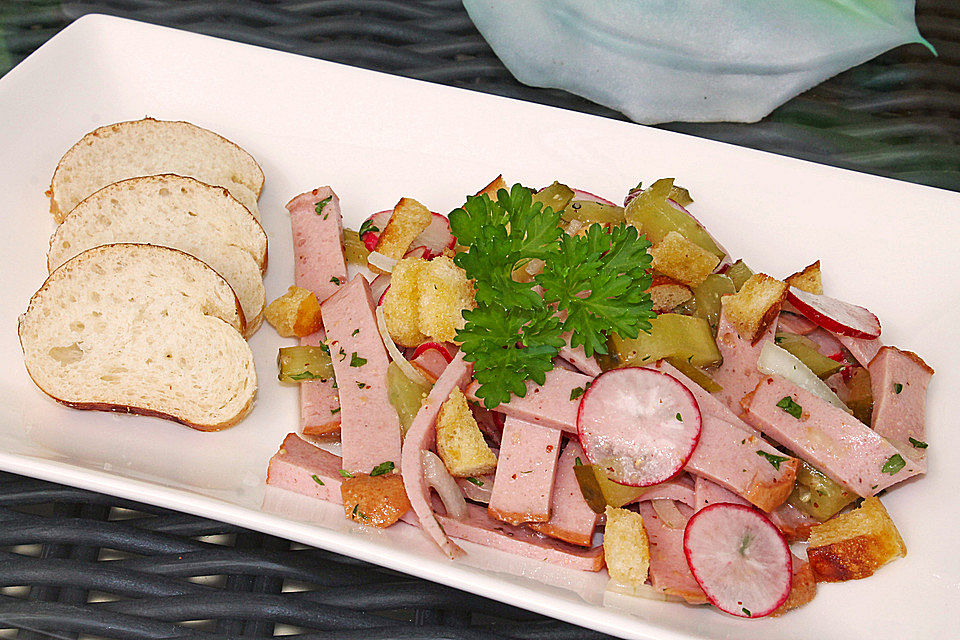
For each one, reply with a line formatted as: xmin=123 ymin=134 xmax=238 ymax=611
xmin=1 ymin=1 xmax=957 ymax=638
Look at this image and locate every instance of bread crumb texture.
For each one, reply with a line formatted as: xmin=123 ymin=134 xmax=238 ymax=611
xmin=807 ymin=497 xmax=906 ymax=582
xmin=603 ymin=506 xmax=650 ymax=586
xmin=436 ymin=388 xmax=497 ymax=477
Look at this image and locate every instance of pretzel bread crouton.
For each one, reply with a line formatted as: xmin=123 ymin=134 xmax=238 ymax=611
xmin=807 ymin=497 xmax=906 ymax=582
xmin=371 ymin=197 xmax=433 ymax=273
xmin=648 ymin=275 xmax=693 ymax=312
xmin=650 ymin=231 xmax=720 ymax=286
xmin=436 ymin=388 xmax=498 ymax=477
xmin=786 ymin=260 xmax=823 ymax=295
xmin=265 ymin=285 xmax=322 ymax=337
xmin=382 ymin=257 xmax=427 ymax=347
xmin=722 ymin=273 xmax=788 ymax=343
xmin=603 ymin=506 xmax=650 ymax=586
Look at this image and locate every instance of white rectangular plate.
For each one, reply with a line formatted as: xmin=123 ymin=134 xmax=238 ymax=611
xmin=1 ymin=15 xmax=957 ymax=640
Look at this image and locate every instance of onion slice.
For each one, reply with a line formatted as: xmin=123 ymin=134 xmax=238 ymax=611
xmin=758 ymin=342 xmax=849 ymax=413
xmin=368 ymin=251 xmax=397 ymax=274
xmin=375 ymin=305 xmax=429 ymax=386
xmin=651 ymin=499 xmax=686 ymax=530
xmin=422 ymin=450 xmax=467 ymax=520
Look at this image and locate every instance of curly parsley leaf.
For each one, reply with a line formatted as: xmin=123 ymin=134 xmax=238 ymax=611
xmin=537 ymin=223 xmax=654 ymax=357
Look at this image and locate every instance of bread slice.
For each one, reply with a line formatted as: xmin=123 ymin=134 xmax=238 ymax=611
xmin=49 ymin=118 xmax=264 ymax=222
xmin=19 ymin=244 xmax=256 ymax=431
xmin=48 ymin=175 xmax=268 ymax=335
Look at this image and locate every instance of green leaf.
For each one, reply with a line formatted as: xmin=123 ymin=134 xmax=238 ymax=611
xmin=358 ymin=219 xmax=379 ymax=237
xmin=756 ymin=450 xmax=791 ymax=471
xmin=908 ymin=437 xmax=927 ymax=449
xmin=349 ymin=352 xmax=367 ymax=368
xmin=314 ymin=196 xmax=332 ymax=215
xmin=776 ymin=396 xmax=803 ymax=419
xmin=339 ymin=469 xmax=354 ymax=478
xmin=465 ymin=476 xmax=484 ymax=487
xmin=882 ymin=454 xmax=905 ymax=475
xmin=310 ymin=474 xmax=325 ymax=486
xmin=370 ymin=461 xmax=395 ymax=476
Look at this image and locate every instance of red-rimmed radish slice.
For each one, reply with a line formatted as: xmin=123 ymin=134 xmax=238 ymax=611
xmin=411 ymin=341 xmax=454 ymax=363
xmin=370 ymin=274 xmax=390 ymax=306
xmin=377 ymin=284 xmax=391 ymax=307
xmin=361 ymin=210 xmax=454 ymax=259
xmin=403 ymin=246 xmax=430 ymax=260
xmin=571 ymin=188 xmax=618 ymax=207
xmin=683 ymin=503 xmax=792 ymax=618
xmin=787 ymin=287 xmax=881 ymax=339
xmin=577 ymin=368 xmax=701 ymax=487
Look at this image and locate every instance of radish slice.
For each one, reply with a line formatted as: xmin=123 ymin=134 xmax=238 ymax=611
xmin=683 ymin=503 xmax=792 ymax=618
xmin=787 ymin=287 xmax=881 ymax=339
xmin=375 ymin=305 xmax=429 ymax=386
xmin=403 ymin=245 xmax=430 ymax=260
xmin=411 ymin=342 xmax=454 ymax=364
xmin=369 ymin=274 xmax=391 ymax=305
xmin=577 ymin=368 xmax=702 ymax=487
xmin=571 ymin=188 xmax=617 ymax=207
xmin=757 ymin=342 xmax=850 ymax=413
xmin=361 ymin=210 xmax=454 ymax=259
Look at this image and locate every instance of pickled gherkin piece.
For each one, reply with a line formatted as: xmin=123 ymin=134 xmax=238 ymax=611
xmin=560 ymin=200 xmax=626 ymax=226
xmin=845 ymin=367 xmax=874 ymax=426
xmin=788 ymin=460 xmax=857 ymax=521
xmin=532 ymin=181 xmax=574 ymax=215
xmin=774 ymin=333 xmax=843 ymax=380
xmin=610 ymin=313 xmax=721 ymax=368
xmin=668 ymin=184 xmax=693 ymax=207
xmin=343 ymin=228 xmax=369 ymax=265
xmin=624 ymin=178 xmax=724 ymax=260
xmin=278 ymin=345 xmax=334 ymax=383
xmin=665 ymin=356 xmax=723 ymax=393
xmin=692 ymin=273 xmax=736 ymax=330
xmin=574 ymin=461 xmax=648 ymax=514
xmin=387 ymin=362 xmax=431 ymax=435
xmin=724 ymin=260 xmax=754 ymax=291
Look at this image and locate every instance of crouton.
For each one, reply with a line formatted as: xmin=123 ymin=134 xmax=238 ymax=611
xmin=648 ymin=275 xmax=693 ymax=312
xmin=419 ymin=255 xmax=475 ymax=342
xmin=265 ymin=285 xmax=322 ymax=337
xmin=436 ymin=388 xmax=498 ymax=477
xmin=772 ymin=554 xmax=817 ymax=615
xmin=382 ymin=257 xmax=428 ymax=347
xmin=649 ymin=231 xmax=719 ymax=287
xmin=722 ymin=273 xmax=788 ymax=344
xmin=603 ymin=506 xmax=650 ymax=586
xmin=340 ymin=472 xmax=411 ymax=528
xmin=371 ymin=197 xmax=433 ymax=273
xmin=786 ymin=261 xmax=823 ymax=295
xmin=807 ymin=497 xmax=906 ymax=582
xmin=475 ymin=174 xmax=507 ymax=198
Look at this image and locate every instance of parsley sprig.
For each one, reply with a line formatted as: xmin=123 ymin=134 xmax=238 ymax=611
xmin=450 ymin=184 xmax=655 ymax=408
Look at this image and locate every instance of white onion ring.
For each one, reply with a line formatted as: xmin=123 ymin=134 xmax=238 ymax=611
xmin=367 ymin=251 xmax=397 ymax=274
xmin=422 ymin=450 xmax=468 ymax=520
xmin=758 ymin=342 xmax=850 ymax=413
xmin=605 ymin=580 xmax=686 ymax=603
xmin=375 ymin=305 xmax=429 ymax=386
xmin=651 ymin=499 xmax=686 ymax=530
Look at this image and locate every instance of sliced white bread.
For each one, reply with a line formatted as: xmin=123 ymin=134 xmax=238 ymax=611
xmin=19 ymin=243 xmax=257 ymax=431
xmin=48 ymin=175 xmax=268 ymax=335
xmin=49 ymin=118 xmax=264 ymax=222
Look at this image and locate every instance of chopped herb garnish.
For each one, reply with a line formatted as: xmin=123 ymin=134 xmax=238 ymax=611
xmin=521 ymin=470 xmax=533 ymax=474
xmin=358 ymin=219 xmax=379 ymax=237
xmin=349 ymin=352 xmax=367 ymax=367
xmin=357 ymin=381 xmax=369 ymax=389
xmin=908 ymin=437 xmax=928 ymax=449
xmin=314 ymin=196 xmax=332 ymax=215
xmin=894 ymin=383 xmax=903 ymax=394
xmin=676 ymin=412 xmax=683 ymax=422
xmin=570 ymin=386 xmax=586 ymax=401
xmin=466 ymin=476 xmax=484 ymax=487
xmin=339 ymin=469 xmax=354 ymax=478
xmin=882 ymin=454 xmax=905 ymax=475
xmin=352 ymin=328 xmax=360 ymax=336
xmin=370 ymin=461 xmax=395 ymax=476
xmin=776 ymin=396 xmax=803 ymax=419
xmin=756 ymin=450 xmax=790 ymax=471
xmin=330 ymin=276 xmax=341 ymax=285
xmin=287 ymin=371 xmax=320 ymax=381
xmin=319 ymin=342 xmax=331 ymax=355
xmin=311 ymin=474 xmax=325 ymax=486
xmin=742 ymin=608 xmax=751 ymax=617
xmin=575 ymin=457 xmax=583 ymax=466
xmin=774 ymin=336 xmax=783 ymax=344
xmin=331 ymin=407 xmax=341 ymax=415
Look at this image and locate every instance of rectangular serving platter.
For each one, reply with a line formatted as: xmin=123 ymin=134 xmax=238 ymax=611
xmin=0 ymin=15 xmax=957 ymax=640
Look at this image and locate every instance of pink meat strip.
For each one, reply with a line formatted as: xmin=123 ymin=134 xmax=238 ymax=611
xmin=465 ymin=367 xmax=592 ymax=434
xmin=437 ymin=502 xmax=604 ymax=571
xmin=692 ymin=476 xmax=814 ymax=541
xmin=778 ymin=312 xmax=817 ymax=335
xmin=711 ymin=305 xmax=778 ymax=416
xmin=322 ymin=275 xmax=401 ymax=474
xmin=401 ymin=352 xmax=473 ymax=559
xmin=529 ymin=441 xmax=600 ymax=546
xmin=636 ymin=474 xmax=696 ymax=507
xmin=266 ymin=433 xmax=344 ymax=502
xmin=741 ymin=375 xmax=923 ymax=497
xmin=299 ymin=329 xmax=341 ymax=436
xmin=868 ymin=346 xmax=933 ymax=466
xmin=637 ymin=501 xmax=707 ymax=604
xmin=488 ymin=417 xmax=562 ymax=525
xmin=559 ymin=333 xmax=602 ymax=377
xmin=287 ymin=187 xmax=347 ymax=303
xmin=834 ymin=333 xmax=882 ymax=368
xmin=409 ymin=348 xmax=450 ymax=383
xmin=654 ymin=361 xmax=798 ymax=512
xmin=693 ymin=476 xmax=748 ymax=511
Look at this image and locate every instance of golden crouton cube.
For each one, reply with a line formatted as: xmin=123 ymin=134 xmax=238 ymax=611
xmin=603 ymin=506 xmax=650 ymax=586
xmin=436 ymin=388 xmax=497 ymax=477
xmin=649 ymin=231 xmax=720 ymax=287
xmin=648 ymin=275 xmax=693 ymax=312
xmin=264 ymin=285 xmax=322 ymax=337
xmin=475 ymin=174 xmax=506 ymax=198
xmin=772 ymin=555 xmax=817 ymax=615
xmin=722 ymin=273 xmax=787 ymax=344
xmin=340 ymin=473 xmax=411 ymax=528
xmin=807 ymin=497 xmax=906 ymax=582
xmin=382 ymin=257 xmax=427 ymax=347
xmin=785 ymin=260 xmax=823 ymax=295
xmin=372 ymin=197 xmax=433 ymax=273
xmin=419 ymin=255 xmax=476 ymax=343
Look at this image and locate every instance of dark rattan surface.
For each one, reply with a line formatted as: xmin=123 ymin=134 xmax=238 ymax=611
xmin=0 ymin=1 xmax=957 ymax=638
